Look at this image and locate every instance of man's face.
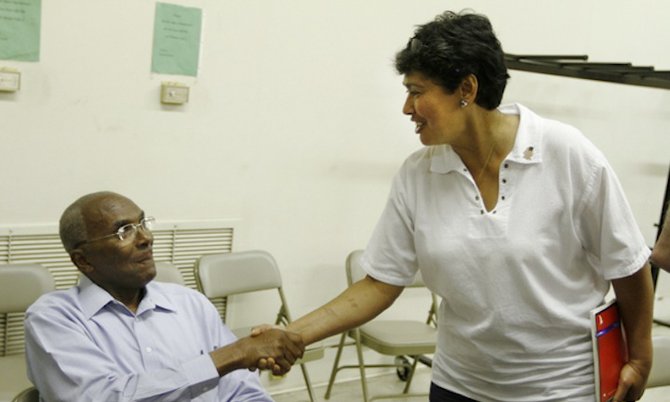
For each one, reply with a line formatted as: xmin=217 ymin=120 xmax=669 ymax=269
xmin=79 ymin=194 xmax=156 ymax=293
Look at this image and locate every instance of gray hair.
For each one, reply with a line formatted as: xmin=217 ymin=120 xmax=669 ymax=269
xmin=59 ymin=191 xmax=117 ymax=253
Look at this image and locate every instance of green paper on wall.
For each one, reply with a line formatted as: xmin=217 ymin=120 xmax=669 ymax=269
xmin=151 ymin=2 xmax=202 ymax=77
xmin=0 ymin=0 xmax=41 ymax=62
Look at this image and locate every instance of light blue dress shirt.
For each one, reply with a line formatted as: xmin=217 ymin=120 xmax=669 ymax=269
xmin=24 ymin=276 xmax=273 ymax=402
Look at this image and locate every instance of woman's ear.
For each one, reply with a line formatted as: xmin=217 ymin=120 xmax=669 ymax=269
xmin=459 ymin=74 xmax=479 ymax=104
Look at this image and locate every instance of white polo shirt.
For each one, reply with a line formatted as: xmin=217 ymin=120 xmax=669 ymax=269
xmin=361 ymin=103 xmax=650 ymax=401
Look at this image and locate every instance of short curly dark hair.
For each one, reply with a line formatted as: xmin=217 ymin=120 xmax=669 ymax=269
xmin=395 ymin=10 xmax=509 ymax=110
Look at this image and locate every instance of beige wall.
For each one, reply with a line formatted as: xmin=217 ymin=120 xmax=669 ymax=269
xmin=1 ymin=0 xmax=669 ymax=393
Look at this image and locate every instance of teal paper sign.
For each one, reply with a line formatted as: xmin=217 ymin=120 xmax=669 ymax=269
xmin=0 ymin=0 xmax=41 ymax=61
xmin=151 ymin=2 xmax=202 ymax=77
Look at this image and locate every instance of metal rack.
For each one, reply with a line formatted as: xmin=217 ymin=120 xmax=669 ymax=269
xmin=505 ymin=54 xmax=670 ymax=90
xmin=504 ymin=53 xmax=670 ymax=287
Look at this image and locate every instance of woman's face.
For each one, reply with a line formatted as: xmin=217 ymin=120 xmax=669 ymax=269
xmin=402 ymin=71 xmax=464 ymax=146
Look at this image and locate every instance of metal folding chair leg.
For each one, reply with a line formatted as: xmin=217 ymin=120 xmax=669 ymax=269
xmin=299 ymin=363 xmax=317 ymax=402
xmin=324 ymin=333 xmax=348 ymax=399
xmin=354 ymin=329 xmax=371 ymax=402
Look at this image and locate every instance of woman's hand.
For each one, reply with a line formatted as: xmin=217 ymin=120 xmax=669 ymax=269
xmin=612 ymin=359 xmax=651 ymax=401
xmin=248 ymin=324 xmax=287 ymax=374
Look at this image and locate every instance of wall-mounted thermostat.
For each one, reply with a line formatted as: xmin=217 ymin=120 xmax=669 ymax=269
xmin=0 ymin=68 xmax=21 ymax=92
xmin=161 ymin=82 xmax=189 ymax=104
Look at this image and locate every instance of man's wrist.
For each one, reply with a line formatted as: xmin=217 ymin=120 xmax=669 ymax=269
xmin=210 ymin=342 xmax=248 ymax=376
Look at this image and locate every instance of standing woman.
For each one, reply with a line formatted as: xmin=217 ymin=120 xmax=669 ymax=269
xmin=287 ymin=10 xmax=654 ymax=401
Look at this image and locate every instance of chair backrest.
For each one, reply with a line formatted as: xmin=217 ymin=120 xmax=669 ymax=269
xmin=195 ymin=250 xmax=283 ymax=298
xmin=154 ymin=261 xmax=186 ymax=285
xmin=0 ymin=264 xmax=55 ymax=313
xmin=346 ymin=249 xmax=438 ymax=326
xmin=346 ymin=250 xmax=425 ymax=288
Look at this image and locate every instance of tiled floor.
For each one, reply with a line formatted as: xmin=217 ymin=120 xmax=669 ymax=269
xmin=271 ymin=365 xmax=670 ymax=402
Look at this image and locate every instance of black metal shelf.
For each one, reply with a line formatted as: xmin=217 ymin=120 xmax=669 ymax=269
xmin=505 ymin=53 xmax=670 ymax=90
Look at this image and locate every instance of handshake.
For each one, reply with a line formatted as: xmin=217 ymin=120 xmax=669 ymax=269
xmin=211 ymin=325 xmax=305 ymax=377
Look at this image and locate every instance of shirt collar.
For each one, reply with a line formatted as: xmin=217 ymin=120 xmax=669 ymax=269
xmin=430 ymin=103 xmax=543 ymax=174
xmin=78 ymin=275 xmax=177 ymax=319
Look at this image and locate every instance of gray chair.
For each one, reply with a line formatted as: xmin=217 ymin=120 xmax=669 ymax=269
xmin=195 ymin=250 xmax=324 ymax=402
xmin=11 ymin=387 xmax=38 ymax=402
xmin=324 ymin=250 xmax=438 ymax=402
xmin=154 ymin=261 xmax=186 ymax=285
xmin=647 ymin=326 xmax=670 ymax=388
xmin=0 ymin=264 xmax=55 ymax=402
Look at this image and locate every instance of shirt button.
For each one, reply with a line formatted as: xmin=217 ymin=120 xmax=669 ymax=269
xmin=504 ymin=163 xmax=509 ymax=168
xmin=146 ymin=347 xmax=152 ymax=353
xmin=502 ymin=179 xmax=507 ymax=184
xmin=480 ymin=210 xmax=484 ymax=214
xmin=501 ymin=196 xmax=506 ymax=200
xmin=475 ymin=195 xmax=480 ymax=200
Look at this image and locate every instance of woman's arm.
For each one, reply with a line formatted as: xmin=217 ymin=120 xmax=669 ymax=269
xmin=611 ymin=263 xmax=654 ymax=402
xmin=287 ymin=275 xmax=404 ymax=345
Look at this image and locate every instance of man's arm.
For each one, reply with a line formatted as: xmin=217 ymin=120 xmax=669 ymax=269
xmin=287 ymin=275 xmax=404 ymax=345
xmin=611 ymin=264 xmax=654 ymax=402
xmin=25 ymin=295 xmax=301 ymax=401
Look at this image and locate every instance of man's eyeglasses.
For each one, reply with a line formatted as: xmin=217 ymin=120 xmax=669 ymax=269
xmin=74 ymin=217 xmax=155 ymax=248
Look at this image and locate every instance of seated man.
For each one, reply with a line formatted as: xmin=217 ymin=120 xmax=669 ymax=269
xmin=652 ymin=209 xmax=670 ymax=271
xmin=25 ymin=191 xmax=303 ymax=401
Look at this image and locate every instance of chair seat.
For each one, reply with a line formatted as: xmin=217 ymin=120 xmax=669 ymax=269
xmin=356 ymin=320 xmax=437 ymax=356
xmin=0 ymin=354 xmax=32 ymax=401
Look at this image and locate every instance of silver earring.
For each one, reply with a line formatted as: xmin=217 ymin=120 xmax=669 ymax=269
xmin=460 ymin=99 xmax=468 ymax=108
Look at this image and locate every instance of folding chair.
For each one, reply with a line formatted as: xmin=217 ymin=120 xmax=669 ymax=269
xmin=648 ymin=326 xmax=670 ymax=387
xmin=11 ymin=386 xmax=38 ymax=402
xmin=195 ymin=250 xmax=324 ymax=402
xmin=0 ymin=264 xmax=55 ymax=402
xmin=324 ymin=250 xmax=438 ymax=402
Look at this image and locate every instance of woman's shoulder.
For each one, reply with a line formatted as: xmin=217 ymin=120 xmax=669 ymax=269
xmin=515 ymin=103 xmax=582 ymax=139
xmin=517 ymin=104 xmax=610 ymax=181
xmin=518 ymin=104 xmax=604 ymax=158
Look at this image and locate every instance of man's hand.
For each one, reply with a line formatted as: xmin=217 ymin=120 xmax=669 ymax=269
xmin=210 ymin=328 xmax=304 ymax=377
xmin=249 ymin=324 xmax=288 ymax=374
xmin=236 ymin=328 xmax=304 ymax=375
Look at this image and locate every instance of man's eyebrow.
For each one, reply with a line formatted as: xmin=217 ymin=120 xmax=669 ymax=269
xmin=112 ymin=211 xmax=145 ymax=229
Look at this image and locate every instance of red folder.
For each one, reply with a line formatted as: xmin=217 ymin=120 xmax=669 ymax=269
xmin=591 ymin=299 xmax=627 ymax=402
